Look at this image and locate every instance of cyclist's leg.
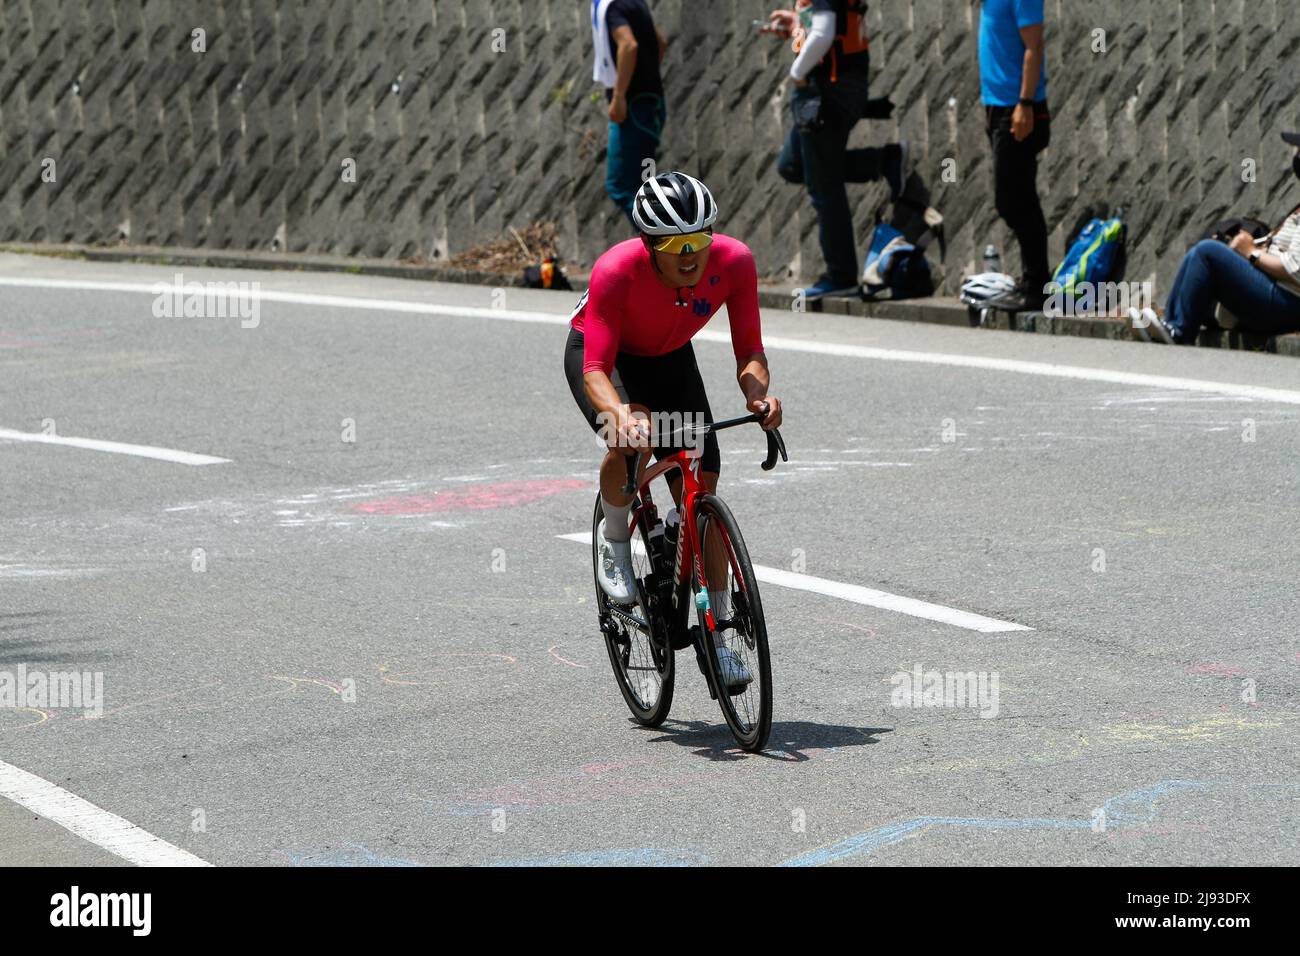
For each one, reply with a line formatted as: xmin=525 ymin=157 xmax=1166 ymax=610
xmin=565 ymin=327 xmax=646 ymax=531
xmin=624 ymin=344 xmax=730 ymax=602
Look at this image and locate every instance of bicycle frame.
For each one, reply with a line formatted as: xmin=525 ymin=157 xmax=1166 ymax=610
xmin=626 ymin=447 xmax=713 ymax=627
xmin=620 ymin=411 xmax=787 ymax=636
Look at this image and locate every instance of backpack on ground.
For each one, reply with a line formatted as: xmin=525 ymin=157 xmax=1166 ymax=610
xmin=523 ymin=256 xmax=572 ymax=291
xmin=861 ymin=221 xmax=934 ymax=301
xmin=1052 ymin=214 xmax=1126 ymax=294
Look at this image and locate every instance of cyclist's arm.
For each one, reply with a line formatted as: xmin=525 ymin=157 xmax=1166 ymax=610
xmin=583 ymin=369 xmax=624 ymax=423
xmin=725 ymin=245 xmax=781 ymax=429
xmin=582 ymin=268 xmax=643 ymax=444
xmin=737 ymin=353 xmax=770 ymax=406
xmin=737 ymin=354 xmax=781 ymax=429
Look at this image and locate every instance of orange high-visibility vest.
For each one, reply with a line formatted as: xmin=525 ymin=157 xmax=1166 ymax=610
xmin=792 ymin=1 xmax=870 ymax=84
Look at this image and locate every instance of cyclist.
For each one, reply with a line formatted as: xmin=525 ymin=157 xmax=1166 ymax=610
xmin=563 ymin=171 xmax=783 ymax=688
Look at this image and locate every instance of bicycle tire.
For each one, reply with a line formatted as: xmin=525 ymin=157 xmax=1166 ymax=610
xmin=591 ymin=493 xmax=675 ymax=727
xmin=693 ymin=494 xmax=773 ymax=752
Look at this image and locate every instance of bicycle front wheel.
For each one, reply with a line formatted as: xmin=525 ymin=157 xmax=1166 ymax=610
xmin=591 ymin=494 xmax=674 ymax=727
xmin=694 ymin=494 xmax=773 ymax=752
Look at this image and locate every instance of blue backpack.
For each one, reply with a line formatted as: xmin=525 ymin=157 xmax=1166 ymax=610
xmin=1053 ymin=216 xmax=1126 ymax=293
xmin=861 ymin=221 xmax=934 ymax=300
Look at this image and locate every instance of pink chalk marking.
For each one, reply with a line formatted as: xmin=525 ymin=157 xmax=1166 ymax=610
xmin=0 ymin=328 xmax=107 ymax=349
xmin=548 ymin=644 xmax=589 ymax=669
xmin=1185 ymin=663 xmax=1244 ymax=678
xmin=376 ymin=654 xmax=517 ymax=686
xmin=578 ymin=759 xmax=646 ymax=776
xmin=343 ymin=479 xmax=587 ymax=515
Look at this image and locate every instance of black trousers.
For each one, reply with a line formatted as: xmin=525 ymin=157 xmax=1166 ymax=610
xmin=986 ymin=102 xmax=1051 ymax=292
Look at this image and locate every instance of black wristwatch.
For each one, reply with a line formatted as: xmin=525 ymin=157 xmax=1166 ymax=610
xmin=1249 ymin=250 xmax=1262 ymax=268
xmin=1017 ymin=97 xmax=1034 ymax=107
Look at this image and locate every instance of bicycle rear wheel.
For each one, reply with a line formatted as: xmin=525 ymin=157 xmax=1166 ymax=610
xmin=694 ymin=494 xmax=773 ymax=752
xmin=592 ymin=494 xmax=674 ymax=727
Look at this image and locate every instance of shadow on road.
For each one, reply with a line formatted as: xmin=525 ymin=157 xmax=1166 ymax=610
xmin=643 ymin=719 xmax=892 ymax=762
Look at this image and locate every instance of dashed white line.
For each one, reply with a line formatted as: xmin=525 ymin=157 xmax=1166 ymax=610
xmin=556 ymin=532 xmax=1030 ymax=634
xmin=0 ymin=427 xmax=230 ymax=466
xmin=0 ymin=757 xmax=212 ymax=866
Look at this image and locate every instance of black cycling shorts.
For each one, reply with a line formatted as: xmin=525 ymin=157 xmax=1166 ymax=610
xmin=564 ymin=326 xmax=720 ymax=475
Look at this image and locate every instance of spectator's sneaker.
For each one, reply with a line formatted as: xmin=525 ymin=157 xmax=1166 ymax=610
xmin=1128 ymin=307 xmax=1175 ymax=344
xmin=883 ymin=141 xmax=909 ymax=200
xmin=984 ymin=285 xmax=1031 ymax=312
xmin=799 ymin=277 xmax=863 ymax=302
xmin=987 ymin=280 xmax=1050 ymax=314
xmin=595 ymin=519 xmax=637 ymax=605
xmin=715 ymin=646 xmax=753 ymax=690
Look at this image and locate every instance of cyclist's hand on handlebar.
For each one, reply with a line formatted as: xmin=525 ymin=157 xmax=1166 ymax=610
xmin=609 ymin=406 xmax=651 ymax=453
xmin=748 ymin=396 xmax=783 ymax=431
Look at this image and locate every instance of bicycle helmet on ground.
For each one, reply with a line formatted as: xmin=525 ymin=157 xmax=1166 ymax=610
xmin=959 ymin=272 xmax=1017 ymax=307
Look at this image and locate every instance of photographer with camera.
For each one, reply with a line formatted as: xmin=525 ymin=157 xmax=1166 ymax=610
xmin=766 ymin=1 xmax=906 ymax=301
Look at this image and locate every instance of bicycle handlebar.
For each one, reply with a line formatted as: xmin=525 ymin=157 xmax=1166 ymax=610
xmin=632 ymin=403 xmax=788 ymax=473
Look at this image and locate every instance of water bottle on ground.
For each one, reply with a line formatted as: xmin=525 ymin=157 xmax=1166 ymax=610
xmin=983 ymin=245 xmax=1002 ymax=275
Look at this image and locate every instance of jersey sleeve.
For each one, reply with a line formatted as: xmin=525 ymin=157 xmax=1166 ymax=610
xmin=1015 ymin=0 xmax=1045 ymax=28
xmin=605 ymin=0 xmax=631 ymax=32
xmin=725 ymin=244 xmax=764 ymax=361
xmin=581 ymin=259 xmax=627 ymax=375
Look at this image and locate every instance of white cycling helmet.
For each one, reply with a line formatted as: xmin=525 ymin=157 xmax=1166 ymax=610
xmin=632 ymin=171 xmax=718 ymax=236
xmin=960 ymin=271 xmax=1016 ymax=307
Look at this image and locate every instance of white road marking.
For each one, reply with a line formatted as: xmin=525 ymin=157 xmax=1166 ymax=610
xmin=7 ymin=276 xmax=1300 ymax=405
xmin=12 ymin=274 xmax=1300 ymax=405
xmin=556 ymin=532 xmax=1030 ymax=634
xmin=0 ymin=427 xmax=230 ymax=466
xmin=0 ymin=757 xmax=212 ymax=866
xmin=0 ymin=564 xmax=102 ymax=579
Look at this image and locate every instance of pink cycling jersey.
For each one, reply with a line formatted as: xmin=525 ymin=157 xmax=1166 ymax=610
xmin=571 ymin=233 xmax=764 ymax=375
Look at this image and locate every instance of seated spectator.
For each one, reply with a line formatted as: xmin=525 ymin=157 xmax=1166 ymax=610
xmin=1136 ymin=133 xmax=1300 ymax=344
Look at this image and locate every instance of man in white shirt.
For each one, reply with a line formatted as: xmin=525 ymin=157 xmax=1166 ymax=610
xmin=591 ymin=0 xmax=669 ymax=224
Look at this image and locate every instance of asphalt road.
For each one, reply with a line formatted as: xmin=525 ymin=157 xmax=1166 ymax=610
xmin=2 ymin=252 xmax=1298 ymax=866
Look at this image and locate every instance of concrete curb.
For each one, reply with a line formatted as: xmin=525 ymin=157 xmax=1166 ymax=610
xmin=5 ymin=242 xmax=1298 ymax=358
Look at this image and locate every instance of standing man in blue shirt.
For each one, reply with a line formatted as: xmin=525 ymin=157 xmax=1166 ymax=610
xmin=591 ymin=0 xmax=669 ymax=225
xmin=978 ymin=0 xmax=1051 ymax=312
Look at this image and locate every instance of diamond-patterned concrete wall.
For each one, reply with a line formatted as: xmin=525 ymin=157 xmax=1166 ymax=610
xmin=1 ymin=1 xmax=1297 ymax=292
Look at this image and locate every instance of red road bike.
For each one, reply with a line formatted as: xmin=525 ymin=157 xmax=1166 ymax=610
xmin=591 ymin=408 xmax=787 ymax=752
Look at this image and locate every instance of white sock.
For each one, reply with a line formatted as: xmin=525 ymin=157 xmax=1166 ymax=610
xmin=601 ymin=497 xmax=632 ymax=543
xmin=709 ymin=590 xmax=730 ymax=646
